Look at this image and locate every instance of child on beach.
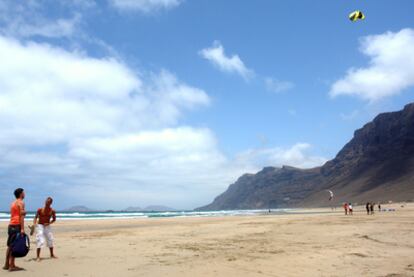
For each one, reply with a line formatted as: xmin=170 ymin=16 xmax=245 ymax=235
xmin=32 ymin=197 xmax=57 ymax=262
xmin=348 ymin=203 xmax=353 ymax=215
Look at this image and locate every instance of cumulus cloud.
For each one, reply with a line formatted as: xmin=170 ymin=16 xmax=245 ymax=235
xmin=330 ymin=28 xmax=414 ymax=102
xmin=235 ymin=143 xmax=327 ymax=170
xmin=199 ymin=41 xmax=254 ymax=80
xmin=0 ymin=1 xmax=83 ymax=39
xmin=109 ymin=0 xmax=183 ymax=13
xmin=0 ymin=35 xmax=221 ymax=209
xmin=265 ymin=77 xmax=295 ymax=93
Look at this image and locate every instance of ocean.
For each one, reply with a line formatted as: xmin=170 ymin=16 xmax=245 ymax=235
xmin=0 ymin=209 xmax=284 ymax=222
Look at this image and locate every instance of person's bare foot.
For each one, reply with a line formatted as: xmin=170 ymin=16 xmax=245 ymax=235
xmin=36 ymin=257 xmax=41 ymax=262
xmin=51 ymin=255 xmax=58 ymax=259
xmin=2 ymin=265 xmax=9 ymax=270
xmin=8 ymin=266 xmax=24 ymax=272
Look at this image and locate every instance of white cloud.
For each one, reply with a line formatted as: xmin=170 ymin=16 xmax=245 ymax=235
xmin=265 ymin=77 xmax=295 ymax=93
xmin=0 ymin=1 xmax=82 ymax=39
xmin=235 ymin=143 xmax=327 ymax=170
xmin=0 ymin=35 xmax=221 ymax=209
xmin=0 ymin=36 xmax=211 ymax=145
xmin=15 ymin=14 xmax=81 ymax=38
xmin=199 ymin=41 xmax=254 ymax=80
xmin=330 ymin=28 xmax=414 ymax=101
xmin=109 ymin=0 xmax=183 ymax=13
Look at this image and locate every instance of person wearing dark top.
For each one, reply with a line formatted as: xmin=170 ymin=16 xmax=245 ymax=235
xmin=370 ymin=203 xmax=374 ymax=214
xmin=378 ymin=203 xmax=381 ymax=212
xmin=366 ymin=202 xmax=370 ymax=215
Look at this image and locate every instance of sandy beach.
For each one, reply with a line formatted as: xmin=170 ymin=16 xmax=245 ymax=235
xmin=1 ymin=204 xmax=413 ymax=277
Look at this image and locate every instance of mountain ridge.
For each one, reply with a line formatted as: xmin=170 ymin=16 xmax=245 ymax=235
xmin=197 ymin=103 xmax=414 ymax=210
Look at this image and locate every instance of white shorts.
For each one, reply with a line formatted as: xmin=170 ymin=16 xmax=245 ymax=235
xmin=36 ymin=224 xmax=54 ymax=248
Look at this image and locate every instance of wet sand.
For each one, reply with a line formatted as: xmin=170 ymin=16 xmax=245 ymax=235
xmin=1 ymin=204 xmax=413 ymax=277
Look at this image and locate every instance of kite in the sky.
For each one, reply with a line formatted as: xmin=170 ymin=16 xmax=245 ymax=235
xmin=327 ymin=190 xmax=334 ymax=201
xmin=349 ymin=10 xmax=365 ymax=22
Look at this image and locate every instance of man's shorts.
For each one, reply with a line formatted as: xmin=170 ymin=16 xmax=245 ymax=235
xmin=36 ymin=224 xmax=54 ymax=248
xmin=7 ymin=225 xmax=21 ymax=247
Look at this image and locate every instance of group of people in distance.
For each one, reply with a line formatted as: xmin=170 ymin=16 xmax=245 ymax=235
xmin=343 ymin=202 xmax=353 ymax=215
xmin=366 ymin=202 xmax=381 ymax=215
xmin=3 ymin=188 xmax=57 ymax=272
xmin=342 ymin=201 xmax=382 ymax=216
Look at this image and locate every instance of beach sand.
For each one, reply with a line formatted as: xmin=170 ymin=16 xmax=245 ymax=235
xmin=1 ymin=204 xmax=413 ymax=277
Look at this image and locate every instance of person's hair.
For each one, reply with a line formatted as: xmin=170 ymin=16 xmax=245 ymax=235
xmin=14 ymin=188 xmax=24 ymax=199
xmin=47 ymin=197 xmax=53 ymax=203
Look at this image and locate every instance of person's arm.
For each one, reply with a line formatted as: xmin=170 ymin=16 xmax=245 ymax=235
xmin=18 ymin=202 xmax=26 ymax=234
xmin=33 ymin=209 xmax=39 ymax=226
xmin=50 ymin=210 xmax=56 ymax=224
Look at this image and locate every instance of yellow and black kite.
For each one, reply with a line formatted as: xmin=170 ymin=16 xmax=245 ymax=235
xmin=349 ymin=10 xmax=365 ymax=22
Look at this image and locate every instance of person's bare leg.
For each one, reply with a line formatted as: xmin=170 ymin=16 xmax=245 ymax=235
xmin=3 ymin=247 xmax=10 ymax=270
xmin=36 ymin=248 xmax=41 ymax=262
xmin=8 ymin=256 xmax=19 ymax=271
xmin=50 ymin=247 xmax=57 ymax=259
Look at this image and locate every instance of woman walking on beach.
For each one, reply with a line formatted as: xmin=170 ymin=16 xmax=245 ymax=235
xmin=3 ymin=188 xmax=26 ymax=272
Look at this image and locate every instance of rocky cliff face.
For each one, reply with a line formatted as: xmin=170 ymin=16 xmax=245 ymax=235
xmin=198 ymin=103 xmax=414 ymax=210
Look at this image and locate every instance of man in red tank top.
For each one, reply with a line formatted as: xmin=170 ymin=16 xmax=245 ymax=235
xmin=3 ymin=188 xmax=26 ymax=272
xmin=32 ymin=197 xmax=57 ymax=262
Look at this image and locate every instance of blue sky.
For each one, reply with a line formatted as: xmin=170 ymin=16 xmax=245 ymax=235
xmin=0 ymin=0 xmax=413 ymax=210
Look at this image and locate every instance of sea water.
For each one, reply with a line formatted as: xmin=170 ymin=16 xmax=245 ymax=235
xmin=0 ymin=209 xmax=287 ymax=222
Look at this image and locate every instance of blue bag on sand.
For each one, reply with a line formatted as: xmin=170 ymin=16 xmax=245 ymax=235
xmin=11 ymin=233 xmax=30 ymax=258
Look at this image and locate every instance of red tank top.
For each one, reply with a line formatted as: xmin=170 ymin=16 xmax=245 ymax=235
xmin=10 ymin=200 xmax=22 ymax=225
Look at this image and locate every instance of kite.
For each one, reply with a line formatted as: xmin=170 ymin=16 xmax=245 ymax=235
xmin=327 ymin=190 xmax=334 ymax=201
xmin=349 ymin=10 xmax=365 ymax=22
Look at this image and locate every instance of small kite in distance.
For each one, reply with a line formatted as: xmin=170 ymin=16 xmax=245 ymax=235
xmin=349 ymin=10 xmax=365 ymax=22
xmin=327 ymin=190 xmax=334 ymax=201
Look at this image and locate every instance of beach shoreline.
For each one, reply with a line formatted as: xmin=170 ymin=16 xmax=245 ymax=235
xmin=1 ymin=204 xmax=413 ymax=276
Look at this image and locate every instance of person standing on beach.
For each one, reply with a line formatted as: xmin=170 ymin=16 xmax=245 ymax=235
xmin=366 ymin=202 xmax=370 ymax=215
xmin=32 ymin=197 xmax=57 ymax=262
xmin=370 ymin=203 xmax=374 ymax=215
xmin=378 ymin=203 xmax=381 ymax=212
xmin=343 ymin=203 xmax=348 ymax=215
xmin=348 ymin=203 xmax=353 ymax=215
xmin=3 ymin=188 xmax=26 ymax=272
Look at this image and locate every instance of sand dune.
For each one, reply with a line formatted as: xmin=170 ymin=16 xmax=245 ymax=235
xmin=1 ymin=204 xmax=413 ymax=276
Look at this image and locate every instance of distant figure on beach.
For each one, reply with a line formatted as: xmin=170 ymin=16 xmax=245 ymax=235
xmin=32 ymin=197 xmax=57 ymax=262
xmin=3 ymin=188 xmax=26 ymax=272
xmin=370 ymin=203 xmax=374 ymax=214
xmin=366 ymin=202 xmax=370 ymax=215
xmin=343 ymin=203 xmax=348 ymax=215
xmin=378 ymin=203 xmax=381 ymax=212
xmin=348 ymin=203 xmax=353 ymax=215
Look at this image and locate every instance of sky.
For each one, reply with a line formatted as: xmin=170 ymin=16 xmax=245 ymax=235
xmin=0 ymin=0 xmax=413 ymax=210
